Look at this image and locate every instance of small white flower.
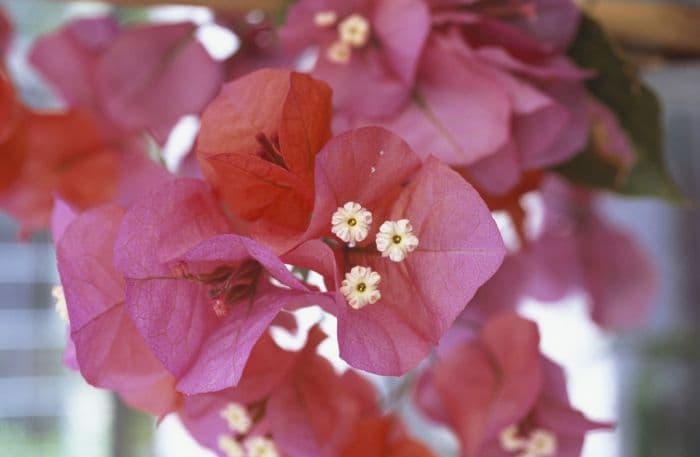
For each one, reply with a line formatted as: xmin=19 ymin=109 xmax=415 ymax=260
xmin=326 ymin=40 xmax=352 ymax=64
xmin=526 ymin=429 xmax=557 ymax=456
xmin=52 ymin=285 xmax=69 ymax=324
xmin=331 ymin=201 xmax=372 ymax=247
xmin=340 ymin=266 xmax=381 ymax=309
xmin=244 ymin=436 xmax=280 ymax=457
xmin=314 ymin=10 xmax=338 ymax=27
xmin=219 ymin=402 xmax=252 ymax=435
xmin=499 ymin=425 xmax=527 ymax=452
xmin=218 ymin=435 xmax=245 ymax=457
xmin=375 ymin=219 xmax=419 ymax=262
xmin=338 ymin=14 xmax=371 ymax=47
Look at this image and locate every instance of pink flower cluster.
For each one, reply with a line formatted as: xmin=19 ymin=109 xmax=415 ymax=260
xmin=0 ymin=1 xmax=661 ymax=455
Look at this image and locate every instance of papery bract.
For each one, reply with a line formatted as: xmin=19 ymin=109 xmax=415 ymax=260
xmin=416 ymin=312 xmax=608 ymax=457
xmin=280 ymin=0 xmax=430 ymax=119
xmin=57 ymin=204 xmax=179 ymax=416
xmin=289 ymin=127 xmax=505 ymax=375
xmin=197 ymin=69 xmax=332 ymax=247
xmin=182 ymin=325 xmax=433 ymax=457
xmin=30 ymin=17 xmax=222 ymax=140
xmin=114 ymin=178 xmax=325 ymax=393
xmin=525 ymin=176 xmax=657 ymax=330
xmin=416 ymin=312 xmax=542 ymax=457
xmin=0 ymin=109 xmax=118 ymax=233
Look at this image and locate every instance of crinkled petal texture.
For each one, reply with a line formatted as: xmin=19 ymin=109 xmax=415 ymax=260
xmin=415 ymin=313 xmax=542 ymax=457
xmin=56 ymin=205 xmax=178 ymax=416
xmin=197 ymin=69 xmax=332 ymax=248
xmin=114 ymin=179 xmax=317 ymax=393
xmin=302 ymin=127 xmax=505 ymax=375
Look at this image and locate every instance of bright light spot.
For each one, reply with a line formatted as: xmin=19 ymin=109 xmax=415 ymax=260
xmin=149 ymin=6 xmax=213 ymax=25
xmin=493 ymin=210 xmax=521 ymax=252
xmin=197 ymin=23 xmax=239 ymax=60
xmin=520 ymin=297 xmax=619 ymax=457
xmin=162 ymin=116 xmax=199 ymax=173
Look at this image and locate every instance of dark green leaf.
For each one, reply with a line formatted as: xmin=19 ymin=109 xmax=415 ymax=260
xmin=557 ymin=15 xmax=683 ymax=201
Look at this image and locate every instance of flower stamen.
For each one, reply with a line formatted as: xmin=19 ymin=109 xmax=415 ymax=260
xmin=338 ymin=14 xmax=371 ymax=48
xmin=244 ymin=436 xmax=280 ymax=457
xmin=219 ymin=402 xmax=252 ymax=435
xmin=326 ymin=40 xmax=352 ymax=64
xmin=331 ymin=202 xmax=372 ymax=247
xmin=376 ymin=219 xmax=419 ymax=262
xmin=340 ymin=266 xmax=381 ymax=309
xmin=218 ymin=435 xmax=245 ymax=457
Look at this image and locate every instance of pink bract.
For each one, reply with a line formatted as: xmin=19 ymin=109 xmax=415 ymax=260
xmin=113 ymin=178 xmax=326 ymax=393
xmin=416 ymin=312 xmax=609 ymax=457
xmin=290 ymin=126 xmax=506 ymax=375
xmin=280 ymin=0 xmax=430 ymax=118
xmin=56 ymin=204 xmax=179 ymax=416
xmin=30 ymin=17 xmax=223 ymax=140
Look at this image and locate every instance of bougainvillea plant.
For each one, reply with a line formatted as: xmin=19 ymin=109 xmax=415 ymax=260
xmin=0 ymin=0 xmax=679 ymax=455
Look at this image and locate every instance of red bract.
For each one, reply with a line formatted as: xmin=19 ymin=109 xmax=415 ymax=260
xmin=181 ymin=325 xmax=430 ymax=457
xmin=0 ymin=109 xmax=118 ymax=233
xmin=341 ymin=416 xmax=437 ymax=457
xmin=30 ymin=16 xmax=223 ymax=141
xmin=288 ymin=127 xmax=505 ymax=375
xmin=197 ymin=69 xmax=332 ymax=245
xmin=416 ymin=312 xmax=608 ymax=457
xmin=113 ymin=178 xmax=326 ymax=394
xmin=0 ymin=70 xmax=22 ymax=189
xmin=0 ymin=6 xmax=11 ymax=58
xmin=280 ymin=0 xmax=431 ymax=119
xmin=56 ymin=204 xmax=179 ymax=416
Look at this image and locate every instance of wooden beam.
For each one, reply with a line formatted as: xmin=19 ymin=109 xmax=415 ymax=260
xmin=581 ymin=1 xmax=700 ymax=56
xmin=53 ymin=0 xmax=286 ymax=13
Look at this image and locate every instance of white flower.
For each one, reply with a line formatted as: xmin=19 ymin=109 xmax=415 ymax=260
xmin=314 ymin=10 xmax=338 ymax=27
xmin=526 ymin=429 xmax=557 ymax=456
xmin=331 ymin=201 xmax=372 ymax=247
xmin=375 ymin=219 xmax=419 ymax=262
xmin=340 ymin=266 xmax=381 ymax=309
xmin=244 ymin=436 xmax=280 ymax=457
xmin=499 ymin=425 xmax=527 ymax=452
xmin=499 ymin=425 xmax=557 ymax=457
xmin=219 ymin=402 xmax=252 ymax=434
xmin=52 ymin=285 xmax=69 ymax=323
xmin=218 ymin=435 xmax=245 ymax=457
xmin=326 ymin=41 xmax=352 ymax=64
xmin=338 ymin=14 xmax=371 ymax=47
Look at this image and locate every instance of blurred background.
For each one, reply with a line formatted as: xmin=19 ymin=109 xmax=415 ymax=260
xmin=0 ymin=0 xmax=698 ymax=456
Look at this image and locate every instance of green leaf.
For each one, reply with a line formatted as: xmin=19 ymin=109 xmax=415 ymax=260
xmin=557 ymin=14 xmax=683 ymax=201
